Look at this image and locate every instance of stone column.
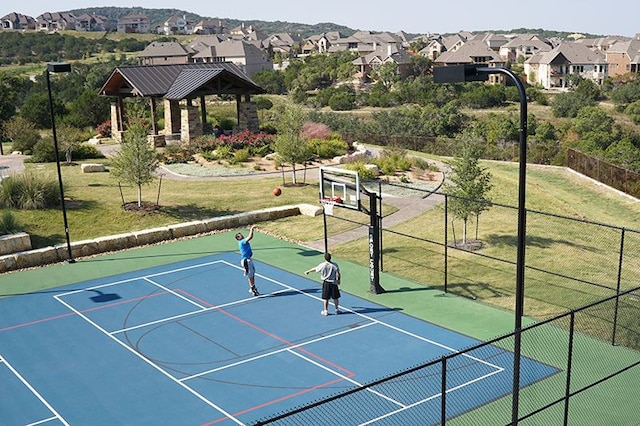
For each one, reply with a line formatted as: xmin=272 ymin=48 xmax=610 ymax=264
xmin=181 ymin=104 xmax=202 ymax=143
xmin=238 ymin=101 xmax=259 ymax=132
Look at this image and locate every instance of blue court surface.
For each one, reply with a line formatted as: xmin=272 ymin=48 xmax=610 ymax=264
xmin=0 ymin=253 xmax=557 ymax=425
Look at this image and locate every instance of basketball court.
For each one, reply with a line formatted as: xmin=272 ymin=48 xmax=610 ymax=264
xmin=0 ymin=246 xmax=558 ymax=425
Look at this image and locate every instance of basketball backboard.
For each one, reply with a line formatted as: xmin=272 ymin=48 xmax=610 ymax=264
xmin=319 ymin=166 xmax=361 ymax=211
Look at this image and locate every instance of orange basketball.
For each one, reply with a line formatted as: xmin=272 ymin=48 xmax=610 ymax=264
xmin=273 ymin=187 xmax=282 ymax=196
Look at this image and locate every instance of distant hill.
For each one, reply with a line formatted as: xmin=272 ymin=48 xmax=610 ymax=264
xmin=66 ymin=7 xmax=357 ymax=38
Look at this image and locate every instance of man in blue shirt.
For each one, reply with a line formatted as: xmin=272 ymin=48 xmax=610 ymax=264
xmin=235 ymin=225 xmax=260 ymax=296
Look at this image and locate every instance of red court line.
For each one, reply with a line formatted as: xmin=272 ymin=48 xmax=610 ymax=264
xmin=202 ymin=377 xmax=346 ymax=425
xmin=0 ymin=292 xmax=168 ymax=333
xmin=177 ymin=289 xmax=355 ymax=376
xmin=176 ymin=289 xmax=356 ymax=424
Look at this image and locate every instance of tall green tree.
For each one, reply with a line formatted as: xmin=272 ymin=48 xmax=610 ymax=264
xmin=444 ymin=132 xmax=493 ymax=246
xmin=273 ymin=103 xmax=310 ymax=184
xmin=110 ymin=121 xmax=158 ymax=208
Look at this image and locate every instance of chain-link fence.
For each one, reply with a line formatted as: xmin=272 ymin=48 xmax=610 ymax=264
xmin=255 ymin=287 xmax=640 ymax=425
xmin=254 ymin=187 xmax=640 ymax=424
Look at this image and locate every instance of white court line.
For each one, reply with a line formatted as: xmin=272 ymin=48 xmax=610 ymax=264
xmin=181 ymin=322 xmax=378 ymax=381
xmin=58 ymin=259 xmax=228 ymax=297
xmin=55 ymin=257 xmax=506 ymax=424
xmin=110 ymin=290 xmax=289 ymax=335
xmin=142 ymin=276 xmax=208 ymax=309
xmin=53 ymin=294 xmax=244 ymax=425
xmin=360 ymin=368 xmax=504 ymax=425
xmin=288 ymin=349 xmax=407 ymax=409
xmin=1 ymin=354 xmax=69 ymax=426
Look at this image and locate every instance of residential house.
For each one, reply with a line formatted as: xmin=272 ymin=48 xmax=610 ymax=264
xmin=75 ymin=13 xmax=111 ymax=32
xmin=606 ymin=36 xmax=640 ymax=77
xmin=327 ymin=30 xmax=404 ymax=55
xmin=267 ymin=32 xmax=302 ymax=58
xmin=159 ymin=15 xmax=194 ymax=35
xmin=304 ymin=31 xmax=345 ymax=54
xmin=352 ymin=44 xmax=413 ymax=80
xmin=470 ymin=33 xmax=510 ymax=51
xmin=524 ymin=42 xmax=608 ymax=89
xmin=1 ymin=12 xmax=36 ymax=30
xmin=190 ymin=39 xmax=273 ymax=77
xmin=117 ymin=14 xmax=150 ymax=33
xmin=136 ymin=41 xmax=193 ymax=65
xmin=36 ymin=12 xmax=76 ymax=31
xmin=420 ymin=33 xmax=467 ymax=60
xmin=574 ymin=36 xmax=629 ymax=53
xmin=193 ymin=19 xmax=224 ymax=35
xmin=498 ymin=34 xmax=554 ymax=63
xmin=433 ymin=39 xmax=507 ymax=84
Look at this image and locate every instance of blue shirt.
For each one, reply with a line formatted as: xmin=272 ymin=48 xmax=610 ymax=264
xmin=238 ymin=239 xmax=253 ymax=259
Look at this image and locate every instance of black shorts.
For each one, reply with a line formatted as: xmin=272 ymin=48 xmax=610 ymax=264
xmin=321 ymin=280 xmax=341 ymax=300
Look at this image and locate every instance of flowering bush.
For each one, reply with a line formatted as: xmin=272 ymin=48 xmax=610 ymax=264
xmin=95 ymin=120 xmax=112 ymax=138
xmin=301 ymin=121 xmax=331 ymax=140
xmin=194 ymin=130 xmax=275 ymax=157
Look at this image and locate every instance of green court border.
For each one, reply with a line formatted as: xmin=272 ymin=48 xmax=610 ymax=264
xmin=1 ymin=230 xmax=638 ymax=425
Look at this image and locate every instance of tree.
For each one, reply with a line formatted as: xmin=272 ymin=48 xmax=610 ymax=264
xmin=273 ymin=103 xmax=311 ymax=184
xmin=56 ymin=124 xmax=85 ymax=165
xmin=253 ymin=96 xmax=274 ymax=122
xmin=20 ymin=91 xmax=66 ymax=129
xmin=65 ymin=89 xmax=111 ymax=128
xmin=444 ymin=132 xmax=493 ymax=246
xmin=3 ymin=116 xmax=41 ymax=154
xmin=110 ymin=121 xmax=158 ymax=208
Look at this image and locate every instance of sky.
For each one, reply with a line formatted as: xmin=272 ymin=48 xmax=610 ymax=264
xmin=7 ymin=0 xmax=639 ymax=38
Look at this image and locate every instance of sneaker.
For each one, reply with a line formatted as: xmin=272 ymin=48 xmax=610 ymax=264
xmin=320 ymin=310 xmax=328 ymax=316
xmin=335 ymin=309 xmax=342 ymax=315
xmin=250 ymin=287 xmax=260 ymax=296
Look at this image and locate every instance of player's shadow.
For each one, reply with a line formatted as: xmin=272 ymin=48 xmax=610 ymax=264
xmin=382 ymin=286 xmax=433 ymax=294
xmin=351 ymin=306 xmax=402 ymax=314
xmin=89 ymin=289 xmax=122 ymax=303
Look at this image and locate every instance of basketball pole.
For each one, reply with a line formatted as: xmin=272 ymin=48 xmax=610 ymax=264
xmin=368 ymin=190 xmax=385 ymax=294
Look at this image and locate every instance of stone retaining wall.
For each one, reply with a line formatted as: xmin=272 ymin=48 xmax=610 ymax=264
xmin=0 ymin=204 xmax=323 ymax=274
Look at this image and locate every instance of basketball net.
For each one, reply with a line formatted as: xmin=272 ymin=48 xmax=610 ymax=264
xmin=321 ymin=200 xmax=335 ymax=216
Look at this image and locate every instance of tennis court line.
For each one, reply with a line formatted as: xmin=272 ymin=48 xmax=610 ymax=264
xmin=1 ymin=354 xmax=69 ymax=426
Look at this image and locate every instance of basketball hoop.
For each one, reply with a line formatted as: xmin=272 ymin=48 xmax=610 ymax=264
xmin=320 ymin=197 xmax=340 ymax=216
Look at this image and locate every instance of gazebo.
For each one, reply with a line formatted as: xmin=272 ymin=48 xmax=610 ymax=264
xmin=99 ymin=62 xmax=265 ymax=145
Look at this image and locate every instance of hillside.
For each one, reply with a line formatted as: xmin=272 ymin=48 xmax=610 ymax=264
xmin=66 ymin=7 xmax=357 ymax=38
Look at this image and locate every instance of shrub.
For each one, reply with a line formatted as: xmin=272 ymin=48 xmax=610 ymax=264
xmin=29 ymin=138 xmax=57 ymax=163
xmin=233 ymin=148 xmax=251 ymax=163
xmin=308 ymin=138 xmax=349 ymax=159
xmin=162 ymin=143 xmax=194 ymax=164
xmin=72 ymin=144 xmax=105 ymax=160
xmin=342 ymin=162 xmax=379 ymax=180
xmin=0 ymin=171 xmax=60 ymax=209
xmin=0 ymin=210 xmax=20 ymax=235
xmin=96 ymin=120 xmax=112 ymax=138
xmin=302 ymin=122 xmax=331 ymax=140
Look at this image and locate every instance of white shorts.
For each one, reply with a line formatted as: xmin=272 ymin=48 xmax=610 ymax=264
xmin=241 ymin=258 xmax=255 ymax=278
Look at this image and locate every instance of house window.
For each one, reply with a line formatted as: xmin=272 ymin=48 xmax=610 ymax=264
xmin=348 ymin=42 xmax=357 ymax=49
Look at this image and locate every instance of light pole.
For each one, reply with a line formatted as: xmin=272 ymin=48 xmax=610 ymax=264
xmin=46 ymin=62 xmax=74 ymax=263
xmin=434 ymin=64 xmax=527 ymax=425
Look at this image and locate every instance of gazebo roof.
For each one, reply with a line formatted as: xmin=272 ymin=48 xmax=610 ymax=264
xmin=99 ymin=62 xmax=264 ymax=100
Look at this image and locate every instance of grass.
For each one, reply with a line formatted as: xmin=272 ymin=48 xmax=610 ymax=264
xmin=7 ymin=153 xmax=640 ymax=331
xmin=265 ymin=159 xmax=640 ymax=324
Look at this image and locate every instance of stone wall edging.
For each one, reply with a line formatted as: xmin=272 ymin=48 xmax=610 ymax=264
xmin=0 ymin=204 xmax=322 ymax=274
